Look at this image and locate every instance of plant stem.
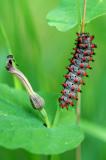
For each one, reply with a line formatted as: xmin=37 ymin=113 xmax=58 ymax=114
xmin=76 ymin=91 xmax=81 ymax=160
xmin=6 ymin=57 xmax=51 ymax=127
xmin=40 ymin=108 xmax=51 ymax=128
xmin=76 ymin=92 xmax=81 ymax=125
xmin=76 ymin=0 xmax=87 ymax=159
xmin=81 ymin=0 xmax=86 ymax=33
xmin=49 ymin=155 xmax=60 ymax=160
xmin=76 ymin=145 xmax=81 ymax=160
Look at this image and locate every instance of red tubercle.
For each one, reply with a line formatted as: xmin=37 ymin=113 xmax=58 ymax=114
xmin=87 ymin=65 xmax=92 ymax=69
xmin=73 ymin=48 xmax=77 ymax=51
xmin=80 ymin=63 xmax=84 ymax=68
xmin=61 ymin=90 xmax=66 ymax=94
xmin=82 ymin=57 xmax=86 ymax=61
xmin=83 ymin=51 xmax=88 ymax=55
xmin=67 ymin=66 xmax=73 ymax=72
xmin=74 ymin=78 xmax=78 ymax=83
xmin=91 ymin=44 xmax=97 ymax=48
xmin=76 ymin=49 xmax=81 ymax=53
xmin=83 ymin=72 xmax=88 ymax=77
xmin=64 ymin=74 xmax=70 ymax=79
xmin=73 ymin=54 xmax=77 ymax=59
xmin=78 ymin=43 xmax=88 ymax=48
xmin=65 ymin=99 xmax=70 ymax=104
xmin=60 ymin=103 xmax=66 ymax=108
xmin=74 ymin=76 xmax=85 ymax=85
xmin=71 ymin=85 xmax=75 ymax=91
xmin=70 ymin=101 xmax=74 ymax=106
xmin=77 ymin=37 xmax=82 ymax=42
xmin=82 ymin=56 xmax=93 ymax=62
xmin=76 ymin=32 xmax=80 ymax=37
xmin=90 ymin=36 xmax=94 ymax=41
xmin=90 ymin=51 xmax=95 ymax=55
xmin=77 ymin=70 xmax=81 ymax=75
xmin=59 ymin=96 xmax=63 ymax=101
xmin=59 ymin=32 xmax=96 ymax=109
xmin=70 ymin=59 xmax=75 ymax=64
xmin=62 ymin=83 xmax=67 ymax=87
xmin=77 ymin=87 xmax=81 ymax=92
xmin=69 ymin=93 xmax=78 ymax=100
xmin=60 ymin=100 xmax=74 ymax=108
xmin=89 ymin=57 xmax=93 ymax=61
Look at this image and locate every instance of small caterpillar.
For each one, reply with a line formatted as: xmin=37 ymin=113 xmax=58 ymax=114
xmin=59 ymin=32 xmax=97 ymax=109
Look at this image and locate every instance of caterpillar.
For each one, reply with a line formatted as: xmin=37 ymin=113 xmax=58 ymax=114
xmin=59 ymin=32 xmax=97 ymax=109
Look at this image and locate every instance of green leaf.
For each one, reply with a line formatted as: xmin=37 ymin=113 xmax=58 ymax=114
xmin=0 ymin=84 xmax=84 ymax=155
xmin=47 ymin=0 xmax=106 ymax=32
xmin=80 ymin=120 xmax=106 ymax=142
xmin=47 ymin=0 xmax=78 ymax=32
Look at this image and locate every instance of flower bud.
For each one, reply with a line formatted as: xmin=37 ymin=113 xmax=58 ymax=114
xmin=6 ymin=55 xmax=45 ymax=109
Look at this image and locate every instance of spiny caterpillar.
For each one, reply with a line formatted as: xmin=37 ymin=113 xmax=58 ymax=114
xmin=59 ymin=32 xmax=97 ymax=109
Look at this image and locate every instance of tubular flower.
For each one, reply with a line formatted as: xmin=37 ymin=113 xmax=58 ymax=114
xmin=6 ymin=55 xmax=45 ymax=109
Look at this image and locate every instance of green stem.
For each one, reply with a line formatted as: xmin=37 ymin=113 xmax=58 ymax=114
xmin=40 ymin=108 xmax=51 ymax=128
xmin=6 ymin=56 xmax=50 ymax=127
xmin=49 ymin=155 xmax=60 ymax=160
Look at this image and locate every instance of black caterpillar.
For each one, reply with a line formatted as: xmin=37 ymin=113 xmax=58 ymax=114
xmin=59 ymin=32 xmax=97 ymax=109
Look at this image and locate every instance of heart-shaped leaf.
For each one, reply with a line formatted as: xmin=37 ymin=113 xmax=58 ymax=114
xmin=47 ymin=0 xmax=106 ymax=32
xmin=0 ymin=84 xmax=84 ymax=154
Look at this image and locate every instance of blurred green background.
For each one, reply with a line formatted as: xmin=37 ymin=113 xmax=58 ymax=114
xmin=0 ymin=0 xmax=106 ymax=159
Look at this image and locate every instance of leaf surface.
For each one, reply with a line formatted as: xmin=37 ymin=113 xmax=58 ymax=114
xmin=47 ymin=0 xmax=106 ymax=31
xmin=0 ymin=84 xmax=84 ymax=154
